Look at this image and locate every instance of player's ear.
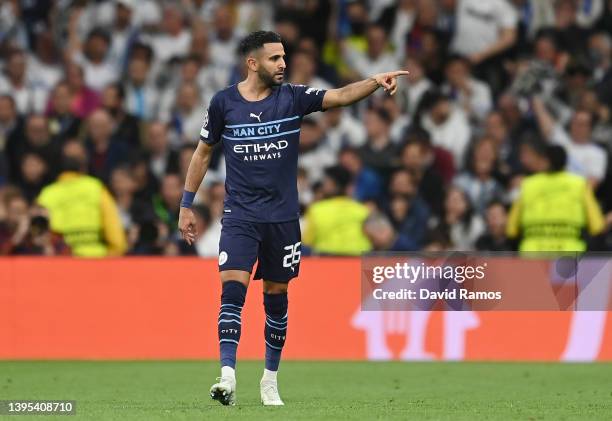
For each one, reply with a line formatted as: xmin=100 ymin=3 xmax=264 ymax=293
xmin=245 ymin=54 xmax=258 ymax=72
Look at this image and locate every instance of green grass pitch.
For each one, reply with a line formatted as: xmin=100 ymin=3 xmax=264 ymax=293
xmin=1 ymin=361 xmax=611 ymax=420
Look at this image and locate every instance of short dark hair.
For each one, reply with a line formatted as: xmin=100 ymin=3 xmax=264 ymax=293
xmin=546 ymin=145 xmax=567 ymax=172
xmin=324 ymin=165 xmax=352 ymax=193
xmin=86 ymin=27 xmax=111 ymax=45
xmin=370 ymin=106 xmax=392 ymax=124
xmin=238 ymin=31 xmax=282 ymax=56
xmin=402 ymin=127 xmax=432 ymax=150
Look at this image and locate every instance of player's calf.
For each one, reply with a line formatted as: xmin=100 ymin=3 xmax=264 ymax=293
xmin=261 ymin=292 xmax=287 ymax=405
xmin=212 ymin=280 xmax=246 ymax=405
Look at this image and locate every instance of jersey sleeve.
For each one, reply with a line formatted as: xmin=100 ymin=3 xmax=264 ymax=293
xmin=290 ymin=84 xmax=327 ymax=116
xmin=199 ymin=93 xmax=224 ymax=145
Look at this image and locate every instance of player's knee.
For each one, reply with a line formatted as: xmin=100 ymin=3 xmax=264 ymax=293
xmin=263 ymin=281 xmax=289 ymax=295
xmin=221 ymin=280 xmax=247 ymax=306
xmin=263 ymin=291 xmax=288 ymax=317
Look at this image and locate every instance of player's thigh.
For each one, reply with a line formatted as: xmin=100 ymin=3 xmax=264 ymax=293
xmin=254 ymin=220 xmax=302 ymax=283
xmin=218 ymin=218 xmax=261 ymax=278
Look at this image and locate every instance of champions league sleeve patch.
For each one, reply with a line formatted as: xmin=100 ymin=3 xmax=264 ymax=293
xmin=200 ymin=108 xmax=209 ymax=138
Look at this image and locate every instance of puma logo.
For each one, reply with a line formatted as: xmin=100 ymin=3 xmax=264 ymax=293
xmin=249 ymin=112 xmax=262 ymax=122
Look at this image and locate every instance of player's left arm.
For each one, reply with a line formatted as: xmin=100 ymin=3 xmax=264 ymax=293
xmin=322 ymin=70 xmax=409 ymax=109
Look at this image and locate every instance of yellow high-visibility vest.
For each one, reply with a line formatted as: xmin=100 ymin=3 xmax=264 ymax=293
xmin=507 ymin=172 xmax=604 ymax=252
xmin=303 ymin=197 xmax=371 ymax=255
xmin=38 ymin=172 xmax=118 ymax=257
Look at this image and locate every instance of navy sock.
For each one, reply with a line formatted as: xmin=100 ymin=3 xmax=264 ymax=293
xmin=263 ymin=292 xmax=288 ymax=371
xmin=218 ymin=281 xmax=247 ymax=369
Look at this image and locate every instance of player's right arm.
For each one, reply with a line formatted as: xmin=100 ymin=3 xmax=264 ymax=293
xmin=322 ymin=70 xmax=409 ymax=109
xmin=178 ymin=141 xmax=214 ymax=245
xmin=179 ymin=93 xmax=224 ymax=245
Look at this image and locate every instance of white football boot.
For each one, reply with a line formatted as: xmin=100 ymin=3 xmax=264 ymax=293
xmin=210 ymin=376 xmax=236 ymax=406
xmin=260 ymin=378 xmax=284 ymax=406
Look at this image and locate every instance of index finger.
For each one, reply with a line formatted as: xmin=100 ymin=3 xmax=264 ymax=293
xmin=388 ymin=70 xmax=410 ymax=77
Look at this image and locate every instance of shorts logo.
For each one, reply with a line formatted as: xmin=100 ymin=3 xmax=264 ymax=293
xmin=219 ymin=251 xmax=228 ymax=266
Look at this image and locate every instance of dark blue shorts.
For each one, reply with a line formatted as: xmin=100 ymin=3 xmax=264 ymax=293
xmin=218 ymin=218 xmax=302 ymax=282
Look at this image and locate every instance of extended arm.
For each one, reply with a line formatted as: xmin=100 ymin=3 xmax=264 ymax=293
xmin=178 ymin=141 xmax=214 ymax=244
xmin=322 ymin=70 xmax=409 ymax=109
xmin=532 ymin=96 xmax=556 ymax=140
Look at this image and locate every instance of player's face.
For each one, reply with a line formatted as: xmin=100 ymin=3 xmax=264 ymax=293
xmin=255 ymin=43 xmax=286 ymax=87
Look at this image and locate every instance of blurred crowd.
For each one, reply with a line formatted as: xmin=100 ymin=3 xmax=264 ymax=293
xmin=1 ymin=0 xmax=612 ymax=256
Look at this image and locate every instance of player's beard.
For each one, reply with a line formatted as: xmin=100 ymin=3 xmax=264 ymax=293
xmin=258 ymin=67 xmax=283 ymax=87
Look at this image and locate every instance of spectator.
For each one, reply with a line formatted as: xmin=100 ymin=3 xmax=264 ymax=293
xmin=343 ymin=24 xmax=400 ymax=80
xmin=128 ymin=219 xmax=170 ymax=256
xmin=10 ymin=114 xmax=60 ymax=182
xmin=575 ymin=89 xmax=612 ymax=145
xmin=159 ymin=54 xmax=215 ymax=123
xmin=434 ymin=185 xmax=486 ymax=250
xmin=85 ymin=109 xmax=128 ymax=183
xmin=123 ymin=47 xmax=159 ymax=121
xmin=590 ymin=32 xmax=612 ymax=107
xmin=153 ymin=173 xmax=182 ymax=234
xmin=298 ymin=118 xmax=336 ymax=183
xmin=0 ymin=95 xmax=23 ymax=179
xmin=0 ymin=191 xmax=69 ymax=256
xmin=100 ymin=83 xmax=141 ymax=150
xmin=552 ymin=0 xmax=592 ymax=60
xmin=532 ymin=96 xmax=608 ymax=187
xmin=406 ymin=14 xmax=447 ymax=84
xmin=442 ymin=55 xmax=493 ymax=121
xmin=288 ymin=49 xmax=332 ymax=91
xmin=320 ymin=107 xmax=367 ymax=152
xmin=178 ymin=143 xmax=196 ymax=182
xmin=146 ymin=121 xmax=179 ymax=182
xmin=0 ymin=49 xmax=46 ymax=114
xmin=358 ymin=107 xmax=398 ymax=178
xmin=63 ymin=62 xmax=100 ymax=119
xmin=18 ymin=153 xmax=49 ymax=203
xmin=303 ymin=166 xmax=371 ymax=255
xmin=209 ymin=5 xmax=244 ymax=85
xmin=129 ymin=152 xmax=159 ymax=204
xmin=47 ymin=82 xmax=82 ymax=144
xmin=107 ymin=0 xmax=140 ymax=71
xmin=476 ymin=200 xmax=513 ymax=251
xmin=170 ymin=82 xmax=205 ymax=146
xmin=37 ymin=140 xmax=127 ymax=257
xmin=419 ymin=90 xmax=472 ymax=167
xmin=450 ymin=0 xmax=518 ymax=92
xmin=396 ymin=57 xmax=433 ymax=122
xmin=146 ymin=5 xmax=191 ymax=66
xmin=363 ymin=212 xmax=417 ymax=252
xmin=28 ymin=30 xmax=63 ymax=98
xmin=110 ymin=165 xmax=154 ymax=232
xmin=454 ymin=136 xmax=505 ymax=214
xmin=69 ymin=26 xmax=118 ymax=93
xmin=399 ymin=129 xmax=449 ymax=216
xmin=483 ymin=110 xmax=520 ymax=175
xmin=338 ymin=146 xmax=383 ymax=202
xmin=385 ymin=169 xmax=431 ymax=250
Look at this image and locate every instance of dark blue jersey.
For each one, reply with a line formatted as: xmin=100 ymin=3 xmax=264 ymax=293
xmin=200 ymin=83 xmax=326 ymax=223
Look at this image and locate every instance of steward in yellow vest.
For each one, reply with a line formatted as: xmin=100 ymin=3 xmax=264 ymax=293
xmin=37 ymin=142 xmax=127 ymax=257
xmin=507 ymin=145 xmax=605 ymax=252
xmin=303 ymin=166 xmax=371 ymax=255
